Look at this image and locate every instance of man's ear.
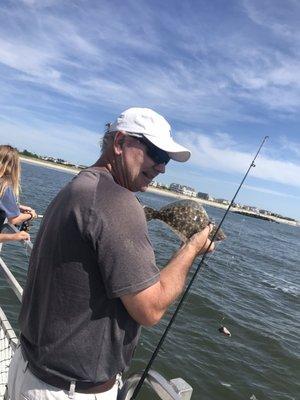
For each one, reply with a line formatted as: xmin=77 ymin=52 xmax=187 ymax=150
xmin=113 ymin=131 xmax=126 ymax=156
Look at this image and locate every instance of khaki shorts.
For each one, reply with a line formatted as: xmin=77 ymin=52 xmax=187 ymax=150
xmin=7 ymin=346 xmax=121 ymax=400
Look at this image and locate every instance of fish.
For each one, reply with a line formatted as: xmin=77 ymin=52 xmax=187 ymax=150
xmin=143 ymin=199 xmax=226 ymax=242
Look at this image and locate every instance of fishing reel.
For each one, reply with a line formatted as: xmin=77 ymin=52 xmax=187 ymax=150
xmin=20 ymin=220 xmax=30 ymax=232
xmin=19 ymin=211 xmax=36 ymax=232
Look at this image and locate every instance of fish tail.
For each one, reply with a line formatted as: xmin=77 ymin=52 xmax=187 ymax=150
xmin=143 ymin=206 xmax=160 ymax=221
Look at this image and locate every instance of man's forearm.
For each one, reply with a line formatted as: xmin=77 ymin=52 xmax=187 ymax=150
xmin=121 ymin=226 xmax=213 ymax=326
xmin=121 ymin=243 xmax=199 ymax=327
xmin=158 ymin=241 xmax=199 ymax=310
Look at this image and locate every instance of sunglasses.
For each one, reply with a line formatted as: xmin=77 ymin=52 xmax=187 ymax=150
xmin=135 ymin=137 xmax=170 ymax=165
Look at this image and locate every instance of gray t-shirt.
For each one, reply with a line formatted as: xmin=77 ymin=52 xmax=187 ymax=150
xmin=19 ymin=168 xmax=159 ymax=384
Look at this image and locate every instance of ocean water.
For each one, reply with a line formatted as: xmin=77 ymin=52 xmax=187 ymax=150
xmin=0 ymin=162 xmax=299 ymax=400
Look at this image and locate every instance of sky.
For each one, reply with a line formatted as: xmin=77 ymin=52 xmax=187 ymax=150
xmin=0 ymin=0 xmax=300 ymax=220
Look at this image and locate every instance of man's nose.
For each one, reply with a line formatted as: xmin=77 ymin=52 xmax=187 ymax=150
xmin=154 ymin=163 xmax=166 ymax=173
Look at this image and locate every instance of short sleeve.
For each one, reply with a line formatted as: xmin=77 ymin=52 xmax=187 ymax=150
xmin=89 ymin=189 xmax=160 ymax=299
xmin=0 ymin=187 xmax=20 ymax=218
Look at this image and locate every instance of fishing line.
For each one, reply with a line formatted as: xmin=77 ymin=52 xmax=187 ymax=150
xmin=130 ymin=135 xmax=269 ymax=399
xmin=217 ymin=216 xmax=246 ymax=332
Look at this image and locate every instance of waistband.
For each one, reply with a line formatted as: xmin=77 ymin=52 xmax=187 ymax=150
xmin=21 ymin=348 xmax=116 ymax=394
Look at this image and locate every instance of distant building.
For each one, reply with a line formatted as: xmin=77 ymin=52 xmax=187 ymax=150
xmin=170 ymin=183 xmax=197 ymax=197
xmin=42 ymin=156 xmax=56 ymax=162
xmin=150 ymin=181 xmax=158 ymax=187
xmin=159 ymin=184 xmax=169 ymax=190
xmin=170 ymin=183 xmax=182 ymax=192
xmin=249 ymin=207 xmax=260 ymax=213
xmin=197 ymin=192 xmax=210 ymax=200
xmin=215 ymin=198 xmax=230 ymax=205
xmin=241 ymin=205 xmax=254 ymax=211
xmin=182 ymin=186 xmax=197 ymax=197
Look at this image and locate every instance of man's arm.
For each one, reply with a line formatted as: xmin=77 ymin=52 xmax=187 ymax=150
xmin=121 ymin=225 xmax=214 ymax=326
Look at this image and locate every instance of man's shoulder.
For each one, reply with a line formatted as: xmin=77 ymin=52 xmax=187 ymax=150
xmin=70 ymin=168 xmax=113 ymax=193
xmin=73 ymin=168 xmax=139 ymax=208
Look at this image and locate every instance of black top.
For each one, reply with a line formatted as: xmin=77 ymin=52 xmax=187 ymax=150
xmin=0 ymin=209 xmax=5 ymax=230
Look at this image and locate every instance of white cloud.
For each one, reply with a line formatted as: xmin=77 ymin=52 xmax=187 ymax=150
xmin=243 ymin=0 xmax=300 ymax=41
xmin=0 ymin=0 xmax=299 ymax=126
xmin=178 ymin=131 xmax=300 ymax=188
xmin=244 ymin=184 xmax=300 ymax=199
xmin=0 ymin=38 xmax=60 ymax=80
xmin=278 ymin=136 xmax=300 ymax=157
xmin=0 ymin=118 xmax=100 ymax=165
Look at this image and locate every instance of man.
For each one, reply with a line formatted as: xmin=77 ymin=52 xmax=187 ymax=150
xmin=8 ymin=107 xmax=214 ymax=399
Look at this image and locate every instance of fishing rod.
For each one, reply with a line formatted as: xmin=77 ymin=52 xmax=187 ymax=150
xmin=130 ymin=135 xmax=269 ymax=399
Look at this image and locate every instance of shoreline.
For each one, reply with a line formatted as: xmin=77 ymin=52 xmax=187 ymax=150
xmin=21 ymin=157 xmax=299 ymax=227
xmin=21 ymin=156 xmax=79 ymax=174
xmin=146 ymin=188 xmax=299 ymax=227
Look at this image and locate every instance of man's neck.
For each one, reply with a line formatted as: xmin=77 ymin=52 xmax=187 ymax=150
xmin=91 ymin=156 xmax=112 ymax=174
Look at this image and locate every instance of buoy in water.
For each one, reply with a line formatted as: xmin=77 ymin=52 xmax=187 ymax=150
xmin=218 ymin=326 xmax=231 ymax=337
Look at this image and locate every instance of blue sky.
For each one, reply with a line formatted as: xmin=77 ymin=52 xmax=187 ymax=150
xmin=0 ymin=0 xmax=300 ymax=220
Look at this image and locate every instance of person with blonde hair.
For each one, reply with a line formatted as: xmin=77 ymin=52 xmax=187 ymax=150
xmin=0 ymin=144 xmax=36 ymax=242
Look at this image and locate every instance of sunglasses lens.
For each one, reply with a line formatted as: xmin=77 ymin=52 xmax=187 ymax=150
xmin=136 ymin=137 xmax=170 ymax=164
xmin=151 ymin=149 xmax=170 ymax=165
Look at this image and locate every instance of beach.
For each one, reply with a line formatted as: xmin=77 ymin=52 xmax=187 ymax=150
xmin=20 ymin=156 xmax=80 ymax=174
xmin=21 ymin=156 xmax=299 ymax=227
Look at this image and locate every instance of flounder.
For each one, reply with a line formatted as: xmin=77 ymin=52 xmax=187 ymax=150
xmin=144 ymin=199 xmax=226 ymax=242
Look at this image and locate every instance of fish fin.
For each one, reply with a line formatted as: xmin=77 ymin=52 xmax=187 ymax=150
xmin=143 ymin=206 xmax=159 ymax=221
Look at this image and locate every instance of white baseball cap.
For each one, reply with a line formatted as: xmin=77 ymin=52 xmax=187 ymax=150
xmin=107 ymin=107 xmax=191 ymax=162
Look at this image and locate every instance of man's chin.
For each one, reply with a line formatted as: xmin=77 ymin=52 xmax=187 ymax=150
xmin=129 ymin=181 xmax=149 ymax=193
xmin=139 ymin=185 xmax=148 ymax=192
xmin=139 ymin=179 xmax=152 ymax=192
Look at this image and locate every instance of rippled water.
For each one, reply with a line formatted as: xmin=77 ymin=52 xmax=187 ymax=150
xmin=0 ymin=162 xmax=299 ymax=400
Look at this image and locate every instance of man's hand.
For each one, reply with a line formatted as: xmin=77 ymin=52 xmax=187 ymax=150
xmin=185 ymin=224 xmax=215 ymax=256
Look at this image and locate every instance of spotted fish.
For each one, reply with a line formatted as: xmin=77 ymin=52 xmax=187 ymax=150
xmin=144 ymin=199 xmax=226 ymax=242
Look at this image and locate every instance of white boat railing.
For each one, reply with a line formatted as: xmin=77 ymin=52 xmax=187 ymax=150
xmin=118 ymin=370 xmax=193 ymax=400
xmin=0 ymin=224 xmax=193 ymax=400
xmin=0 ymin=222 xmax=32 ymax=302
xmin=0 ymin=308 xmax=17 ymax=399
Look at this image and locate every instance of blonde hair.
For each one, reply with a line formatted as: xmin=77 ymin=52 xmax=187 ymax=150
xmin=0 ymin=145 xmax=20 ymax=198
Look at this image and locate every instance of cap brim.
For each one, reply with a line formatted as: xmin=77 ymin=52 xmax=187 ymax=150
xmin=143 ymin=134 xmax=191 ymax=162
